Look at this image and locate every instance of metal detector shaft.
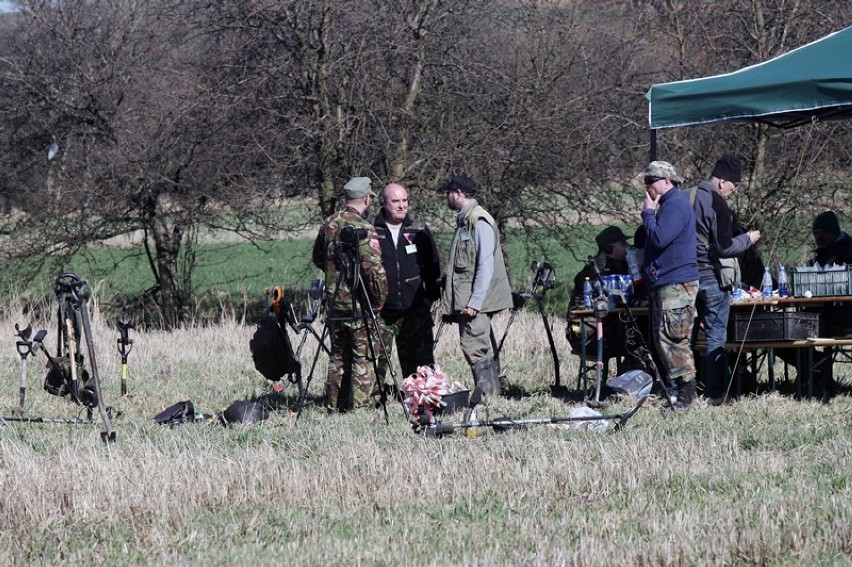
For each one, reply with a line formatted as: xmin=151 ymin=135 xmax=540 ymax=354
xmin=534 ymin=293 xmax=561 ymax=388
xmin=0 ymin=415 xmax=91 ymax=425
xmin=592 ymin=315 xmax=605 ymax=403
xmin=425 ymin=396 xmax=646 ymax=436
xmin=117 ymin=318 xmax=133 ymax=397
xmin=18 ymin=357 xmax=27 ymax=408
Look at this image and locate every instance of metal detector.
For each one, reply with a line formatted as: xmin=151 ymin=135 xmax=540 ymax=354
xmin=417 ymin=395 xmax=646 ymax=437
xmin=583 ymin=258 xmax=611 ymax=409
xmin=4 ymin=274 xmax=116 ymax=442
xmin=267 ymin=279 xmax=332 ymax=397
xmin=494 ymin=260 xmax=562 ymax=392
xmin=14 ymin=324 xmax=46 ymax=409
xmin=116 ymin=315 xmax=134 ymax=397
xmin=582 ymin=258 xmax=676 ymax=411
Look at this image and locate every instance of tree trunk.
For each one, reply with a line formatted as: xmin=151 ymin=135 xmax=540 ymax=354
xmin=150 ymin=213 xmax=184 ymax=330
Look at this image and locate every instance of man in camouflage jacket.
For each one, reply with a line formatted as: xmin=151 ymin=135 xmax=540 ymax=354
xmin=312 ymin=177 xmax=388 ymax=411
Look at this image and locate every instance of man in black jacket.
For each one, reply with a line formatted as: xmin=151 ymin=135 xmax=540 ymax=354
xmin=373 ymin=183 xmax=443 ymax=383
xmin=687 ymin=154 xmax=761 ymax=405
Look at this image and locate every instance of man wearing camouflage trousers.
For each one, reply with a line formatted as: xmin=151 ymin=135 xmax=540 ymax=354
xmin=312 ymin=177 xmax=388 ymax=412
xmin=639 ymin=161 xmax=700 ymax=411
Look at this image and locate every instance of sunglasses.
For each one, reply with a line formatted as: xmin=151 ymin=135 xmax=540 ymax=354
xmin=644 ymin=176 xmax=664 ymax=186
xmin=604 ymin=245 xmax=615 ymax=255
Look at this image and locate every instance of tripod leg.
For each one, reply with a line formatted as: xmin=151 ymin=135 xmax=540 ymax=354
xmin=364 ymin=321 xmax=389 ymax=424
xmin=296 ymin=319 xmax=330 ymax=420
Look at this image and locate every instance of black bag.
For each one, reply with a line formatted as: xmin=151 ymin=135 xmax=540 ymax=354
xmin=43 ymin=356 xmax=98 ymax=408
xmin=249 ymin=314 xmax=300 ymax=382
xmin=153 ymin=400 xmax=196 ymax=426
xmin=220 ymin=400 xmax=270 ymax=425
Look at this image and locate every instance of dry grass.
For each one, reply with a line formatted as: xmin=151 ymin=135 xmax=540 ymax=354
xmin=0 ymin=302 xmax=851 ymax=566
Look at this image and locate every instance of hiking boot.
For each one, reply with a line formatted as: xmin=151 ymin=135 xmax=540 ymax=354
xmin=671 ymin=378 xmax=696 ymax=412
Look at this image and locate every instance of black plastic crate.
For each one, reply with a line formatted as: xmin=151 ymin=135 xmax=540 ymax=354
xmin=729 ymin=311 xmax=819 ymax=342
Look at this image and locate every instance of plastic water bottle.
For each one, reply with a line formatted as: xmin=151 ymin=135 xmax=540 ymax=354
xmin=761 ymin=267 xmax=773 ymax=298
xmin=732 ymin=282 xmax=743 ymax=302
xmin=778 ymin=266 xmax=788 ymax=297
xmin=626 ymin=247 xmax=643 ymax=285
xmin=583 ymin=277 xmax=592 ymax=309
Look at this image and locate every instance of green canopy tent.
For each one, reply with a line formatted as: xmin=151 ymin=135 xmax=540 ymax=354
xmin=646 ymin=25 xmax=852 ymax=158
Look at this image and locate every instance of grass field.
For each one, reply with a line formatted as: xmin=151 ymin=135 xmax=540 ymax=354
xmin=1 ymin=297 xmax=851 ymax=565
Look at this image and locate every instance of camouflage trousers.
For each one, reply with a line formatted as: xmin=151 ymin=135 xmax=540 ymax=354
xmin=326 ymin=314 xmax=378 ymax=411
xmin=376 ymin=305 xmax=436 ymax=382
xmin=650 ymin=281 xmax=698 ymax=382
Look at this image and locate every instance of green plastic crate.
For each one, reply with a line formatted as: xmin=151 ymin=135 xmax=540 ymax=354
xmin=791 ymin=266 xmax=852 ymax=297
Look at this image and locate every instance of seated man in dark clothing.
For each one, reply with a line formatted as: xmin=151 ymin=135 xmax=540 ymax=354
xmin=568 ymin=226 xmax=645 ymax=309
xmin=566 ymin=226 xmax=650 ymax=378
xmin=777 ymin=210 xmax=852 ymax=400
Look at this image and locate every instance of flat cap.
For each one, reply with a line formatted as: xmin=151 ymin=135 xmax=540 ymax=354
xmin=439 ymin=174 xmax=477 ymax=195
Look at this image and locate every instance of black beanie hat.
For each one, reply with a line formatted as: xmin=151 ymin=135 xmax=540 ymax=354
xmin=812 ymin=210 xmax=841 ymax=235
xmin=711 ymin=154 xmax=742 ymax=183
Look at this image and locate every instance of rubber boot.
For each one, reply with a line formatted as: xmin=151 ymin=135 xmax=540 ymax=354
xmin=472 ymin=357 xmax=501 ymax=397
xmin=672 ymin=378 xmax=696 ymax=412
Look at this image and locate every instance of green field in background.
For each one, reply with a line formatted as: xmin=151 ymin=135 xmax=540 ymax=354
xmin=1 ymin=217 xmax=824 ymax=322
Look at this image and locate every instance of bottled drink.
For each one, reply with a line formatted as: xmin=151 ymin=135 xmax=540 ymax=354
xmin=732 ymin=282 xmax=742 ymax=302
xmin=622 ymin=274 xmax=633 ymax=304
xmin=761 ymin=267 xmax=773 ymax=298
xmin=778 ymin=266 xmax=788 ymax=297
xmin=583 ymin=277 xmax=592 ymax=309
xmin=626 ymin=247 xmax=643 ymax=285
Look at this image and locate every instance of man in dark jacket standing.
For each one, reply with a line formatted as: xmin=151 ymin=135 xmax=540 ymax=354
xmin=688 ymin=154 xmax=761 ymax=405
xmin=639 ymin=161 xmax=700 ymax=411
xmin=373 ymin=183 xmax=442 ymax=383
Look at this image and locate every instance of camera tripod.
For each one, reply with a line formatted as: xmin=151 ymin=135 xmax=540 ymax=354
xmin=297 ymin=226 xmax=407 ymax=422
xmin=3 ymin=273 xmax=116 ymax=442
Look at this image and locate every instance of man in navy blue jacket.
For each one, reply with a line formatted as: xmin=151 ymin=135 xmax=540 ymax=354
xmin=639 ymin=161 xmax=700 ymax=410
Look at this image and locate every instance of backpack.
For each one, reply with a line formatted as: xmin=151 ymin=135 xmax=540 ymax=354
xmin=153 ymin=400 xmax=197 ymax=426
xmin=249 ymin=314 xmax=300 ymax=382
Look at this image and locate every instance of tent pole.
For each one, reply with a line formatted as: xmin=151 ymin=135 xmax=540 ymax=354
xmin=649 ymin=129 xmax=657 ymax=161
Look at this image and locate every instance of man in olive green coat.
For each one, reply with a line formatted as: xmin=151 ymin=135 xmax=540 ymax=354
xmin=439 ymin=175 xmax=513 ymax=396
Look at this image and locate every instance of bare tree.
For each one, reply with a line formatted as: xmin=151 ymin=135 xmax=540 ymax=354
xmin=0 ymin=0 xmax=270 ymax=328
